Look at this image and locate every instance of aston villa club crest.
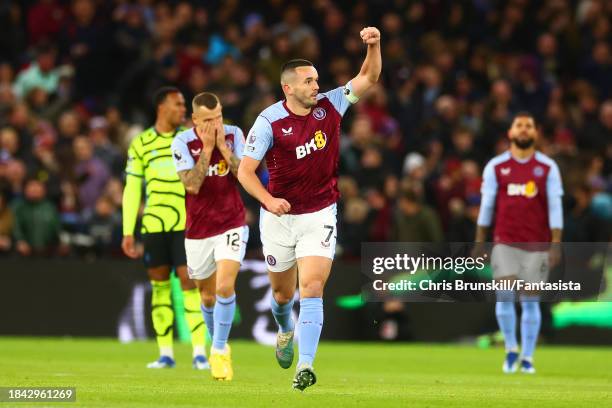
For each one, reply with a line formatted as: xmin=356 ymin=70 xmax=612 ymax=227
xmin=266 ymin=255 xmax=277 ymax=266
xmin=225 ymin=139 xmax=234 ymax=151
xmin=533 ymin=166 xmax=544 ymax=177
xmin=313 ymin=107 xmax=326 ymax=120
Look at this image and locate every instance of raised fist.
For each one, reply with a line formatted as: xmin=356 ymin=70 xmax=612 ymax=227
xmin=360 ymin=27 xmax=381 ymax=45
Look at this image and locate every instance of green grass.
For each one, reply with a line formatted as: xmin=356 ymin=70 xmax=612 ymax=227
xmin=0 ymin=338 xmax=610 ymax=407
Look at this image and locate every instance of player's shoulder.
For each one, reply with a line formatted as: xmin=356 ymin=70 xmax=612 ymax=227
xmin=259 ymin=101 xmax=289 ymax=125
xmin=316 ymin=86 xmax=342 ymax=101
xmin=223 ymin=123 xmax=243 ymax=136
xmin=485 ymin=151 xmax=512 ymax=169
xmin=534 ymin=151 xmax=559 ymax=169
xmin=174 ymin=127 xmax=197 ymax=145
xmin=129 ymin=127 xmax=153 ymax=149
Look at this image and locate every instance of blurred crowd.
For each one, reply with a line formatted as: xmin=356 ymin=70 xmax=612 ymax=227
xmin=0 ymin=0 xmax=611 ymax=259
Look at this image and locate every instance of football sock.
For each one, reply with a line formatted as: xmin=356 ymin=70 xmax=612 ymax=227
xmin=151 ymin=280 xmax=174 ymax=357
xmin=182 ymin=288 xmax=206 ymax=356
xmin=201 ymin=304 xmax=215 ymax=339
xmin=271 ymin=296 xmax=295 ymax=333
xmin=297 ymin=297 xmax=323 ymax=367
xmin=520 ymin=295 xmax=541 ymax=359
xmin=495 ymin=290 xmax=518 ymax=351
xmin=212 ymin=294 xmax=235 ymax=352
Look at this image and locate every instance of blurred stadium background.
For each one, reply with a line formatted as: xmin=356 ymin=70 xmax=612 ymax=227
xmin=1 ymin=0 xmax=611 ymax=361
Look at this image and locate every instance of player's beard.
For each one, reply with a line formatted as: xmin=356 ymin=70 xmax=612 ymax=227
xmin=298 ymin=93 xmax=317 ymax=109
xmin=511 ymin=137 xmax=535 ymax=149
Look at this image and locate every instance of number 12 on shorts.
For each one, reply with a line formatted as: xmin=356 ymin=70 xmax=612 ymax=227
xmin=226 ymin=232 xmax=240 ymax=251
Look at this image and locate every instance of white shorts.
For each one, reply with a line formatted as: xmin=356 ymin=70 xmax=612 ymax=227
xmin=184 ymin=225 xmax=249 ymax=280
xmin=260 ymin=203 xmax=337 ymax=272
xmin=491 ymin=244 xmax=549 ymax=284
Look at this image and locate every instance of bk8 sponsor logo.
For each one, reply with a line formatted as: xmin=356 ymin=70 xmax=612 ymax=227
xmin=208 ymin=159 xmax=229 ymax=176
xmin=507 ymin=180 xmax=538 ymax=198
xmin=295 ymin=130 xmax=327 ymax=159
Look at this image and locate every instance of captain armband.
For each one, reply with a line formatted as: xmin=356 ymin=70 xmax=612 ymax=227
xmin=343 ymin=83 xmax=359 ymax=104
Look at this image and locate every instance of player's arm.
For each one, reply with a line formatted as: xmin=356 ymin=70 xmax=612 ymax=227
xmin=122 ymin=141 xmax=144 ymax=258
xmin=475 ymin=161 xmax=498 ymax=243
xmin=216 ymin=120 xmax=243 ymax=177
xmin=237 ymin=116 xmax=290 ymax=216
xmin=547 ymin=162 xmax=564 ymax=243
xmin=172 ymin=131 xmax=214 ymax=195
xmin=177 ymin=148 xmax=213 ymax=195
xmin=349 ymin=26 xmax=382 ymax=99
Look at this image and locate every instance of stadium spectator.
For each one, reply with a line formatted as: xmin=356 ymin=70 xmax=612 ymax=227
xmin=391 ymin=189 xmax=443 ymax=243
xmin=564 ymin=184 xmax=608 ymax=242
xmin=2 ymin=159 xmax=27 ymax=201
xmin=82 ymin=195 xmax=122 ymax=257
xmin=447 ymin=195 xmax=480 ymax=242
xmin=89 ymin=116 xmax=123 ymax=177
xmin=11 ymin=178 xmax=61 ymax=256
xmin=582 ymin=99 xmax=612 ymax=152
xmin=340 ymin=197 xmax=371 ymax=259
xmin=0 ymin=127 xmax=21 ymax=163
xmin=12 ymin=44 xmax=61 ymax=99
xmin=73 ymin=136 xmax=110 ymax=212
xmin=26 ymin=0 xmax=67 ymax=46
xmin=0 ymin=190 xmax=13 ymax=253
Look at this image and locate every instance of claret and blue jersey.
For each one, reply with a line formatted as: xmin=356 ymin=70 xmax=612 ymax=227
xmin=171 ymin=124 xmax=246 ymax=240
xmin=243 ymin=83 xmax=355 ymax=215
xmin=477 ymin=150 xmax=564 ymax=243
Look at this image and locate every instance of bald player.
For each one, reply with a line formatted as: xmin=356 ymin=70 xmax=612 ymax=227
xmin=171 ymin=92 xmax=248 ymax=381
xmin=238 ymin=27 xmax=382 ymax=390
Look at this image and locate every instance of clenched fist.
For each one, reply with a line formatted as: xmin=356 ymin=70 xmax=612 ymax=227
xmin=360 ymin=27 xmax=381 ymax=45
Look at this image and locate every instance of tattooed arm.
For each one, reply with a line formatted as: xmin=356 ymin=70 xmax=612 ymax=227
xmin=177 ymin=145 xmax=213 ymax=194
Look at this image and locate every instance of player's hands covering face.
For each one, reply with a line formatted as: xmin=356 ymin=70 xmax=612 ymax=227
xmin=199 ymin=120 xmax=216 ymax=150
xmin=214 ymin=117 xmax=227 ymax=151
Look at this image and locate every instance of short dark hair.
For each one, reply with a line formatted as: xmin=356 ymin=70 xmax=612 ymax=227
xmin=514 ymin=111 xmax=536 ymax=122
xmin=153 ymin=86 xmax=181 ymax=109
xmin=280 ymin=59 xmax=314 ymax=81
xmin=192 ymin=92 xmax=219 ymax=110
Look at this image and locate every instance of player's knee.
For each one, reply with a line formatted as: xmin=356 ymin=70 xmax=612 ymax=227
xmin=216 ymin=282 xmax=235 ymax=298
xmin=200 ymin=292 xmax=215 ymax=308
xmin=272 ymin=289 xmax=294 ymax=305
xmin=300 ymin=280 xmax=325 ymax=298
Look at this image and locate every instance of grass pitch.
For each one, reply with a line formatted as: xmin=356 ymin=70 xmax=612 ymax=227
xmin=0 ymin=337 xmax=610 ymax=407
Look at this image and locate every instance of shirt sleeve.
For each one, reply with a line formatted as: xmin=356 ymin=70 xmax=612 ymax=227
xmin=122 ymin=174 xmax=142 ymax=236
xmin=233 ymin=126 xmax=246 ymax=160
xmin=477 ymin=160 xmax=498 ymax=227
xmin=171 ymin=136 xmax=195 ymax=172
xmin=547 ymin=161 xmax=564 ymax=230
xmin=122 ymin=138 xmax=143 ymax=235
xmin=125 ymin=139 xmax=144 ymax=177
xmin=322 ymin=81 xmax=355 ymax=117
xmin=243 ymin=115 xmax=273 ymax=161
